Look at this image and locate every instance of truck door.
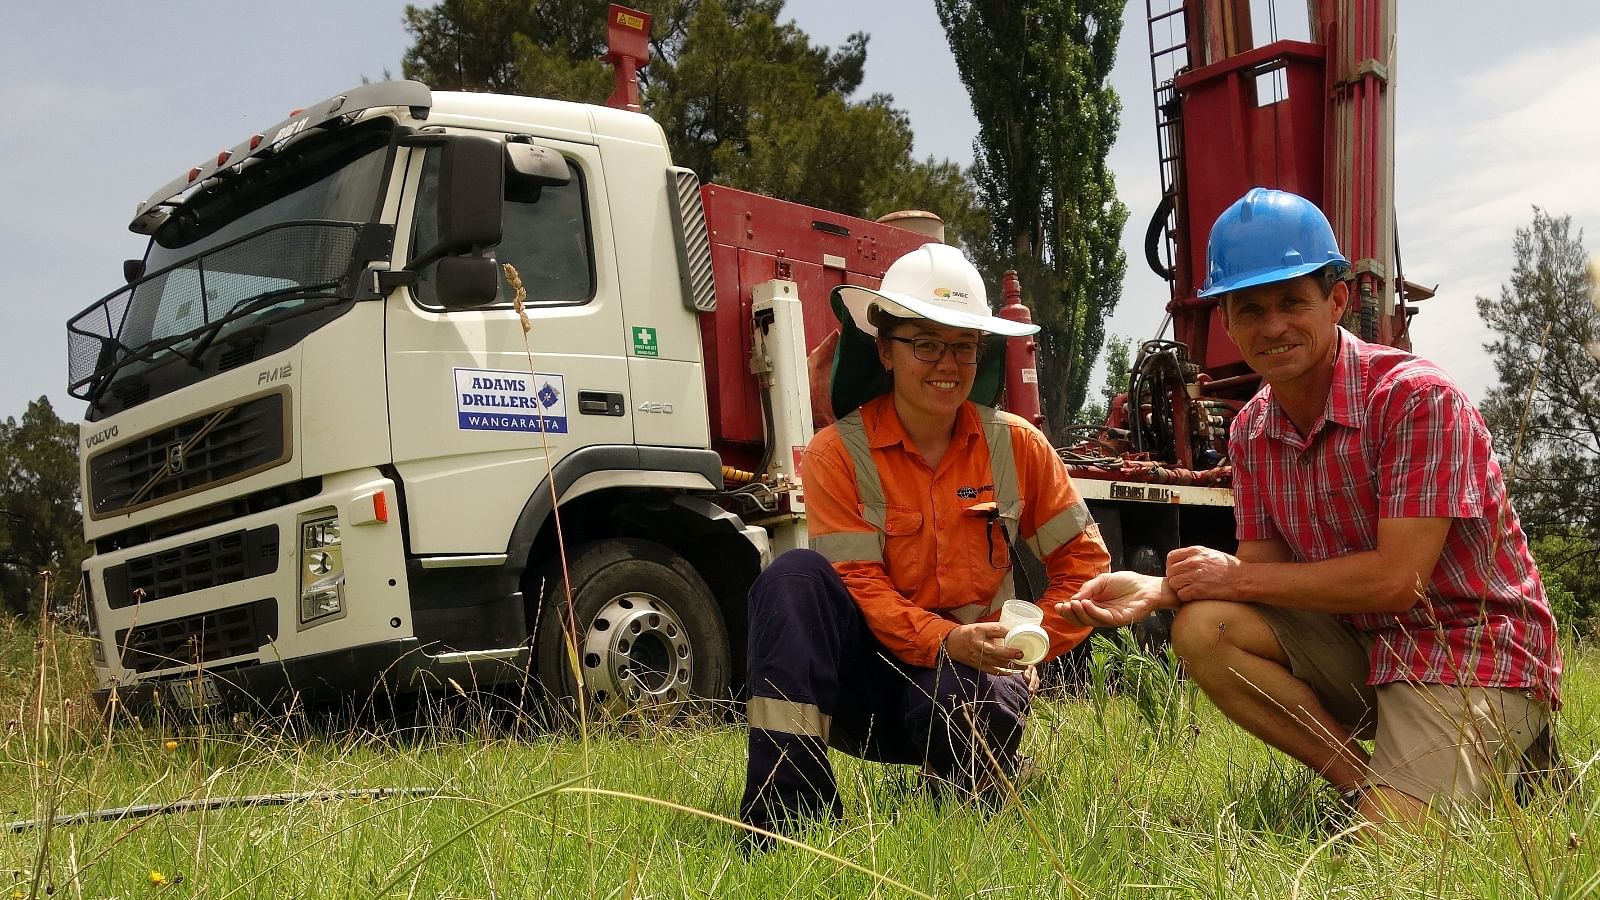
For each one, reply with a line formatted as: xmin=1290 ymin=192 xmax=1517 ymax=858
xmin=385 ymin=137 xmax=632 ymax=555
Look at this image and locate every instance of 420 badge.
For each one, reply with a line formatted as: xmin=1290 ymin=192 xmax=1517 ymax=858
xmin=454 ymin=368 xmax=569 ymax=434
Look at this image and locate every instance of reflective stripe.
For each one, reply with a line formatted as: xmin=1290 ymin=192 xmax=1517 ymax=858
xmin=949 ymin=603 xmax=987 ymax=624
xmin=836 ymin=411 xmax=887 ymax=538
xmin=975 ymin=407 xmax=1025 ymax=610
xmin=1025 ymin=499 xmax=1093 ymax=559
xmin=975 ymin=406 xmax=1021 ymax=527
xmin=810 ymin=530 xmax=883 ymax=563
xmin=950 ymin=575 xmax=1015 ymax=624
xmin=748 ymin=696 xmax=831 ymax=739
xmin=990 ymin=571 xmax=1016 ymax=615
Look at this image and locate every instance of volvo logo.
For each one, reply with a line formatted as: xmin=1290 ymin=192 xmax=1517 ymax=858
xmin=127 ymin=406 xmax=233 ymax=508
xmin=165 ymin=442 xmax=187 ymax=476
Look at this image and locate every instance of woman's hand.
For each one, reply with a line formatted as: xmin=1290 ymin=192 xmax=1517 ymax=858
xmin=942 ymin=622 xmax=1025 ymax=676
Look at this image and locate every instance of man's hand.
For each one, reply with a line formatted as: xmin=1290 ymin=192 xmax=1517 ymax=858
xmin=1054 ymin=572 xmax=1176 ymax=627
xmin=1165 ymin=546 xmax=1246 ymax=602
xmin=943 ymin=622 xmax=1025 ymax=676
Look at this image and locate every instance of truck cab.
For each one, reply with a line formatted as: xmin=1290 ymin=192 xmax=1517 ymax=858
xmin=71 ymin=82 xmax=747 ymax=716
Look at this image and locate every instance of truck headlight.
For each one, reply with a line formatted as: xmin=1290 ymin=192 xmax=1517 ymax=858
xmin=299 ymin=514 xmax=345 ymax=624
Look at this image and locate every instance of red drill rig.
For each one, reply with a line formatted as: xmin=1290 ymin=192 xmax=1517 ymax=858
xmin=1057 ymin=0 xmax=1434 ymax=634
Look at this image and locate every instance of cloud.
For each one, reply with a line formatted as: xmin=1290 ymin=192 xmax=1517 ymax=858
xmin=1397 ymin=31 xmax=1600 ymax=402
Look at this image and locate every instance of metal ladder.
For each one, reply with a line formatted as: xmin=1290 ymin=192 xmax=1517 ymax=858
xmin=1145 ymin=0 xmax=1190 ymax=292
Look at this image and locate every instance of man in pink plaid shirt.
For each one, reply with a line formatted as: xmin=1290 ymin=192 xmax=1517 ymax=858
xmin=1059 ymin=188 xmax=1562 ymax=831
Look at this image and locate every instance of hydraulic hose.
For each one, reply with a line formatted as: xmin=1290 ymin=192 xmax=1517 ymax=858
xmin=1144 ymin=190 xmax=1177 ymax=282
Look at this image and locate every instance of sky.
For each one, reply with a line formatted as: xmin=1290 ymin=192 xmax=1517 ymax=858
xmin=3 ymin=1 xmax=1597 ymax=426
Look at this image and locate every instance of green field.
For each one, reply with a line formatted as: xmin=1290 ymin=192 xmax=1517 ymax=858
xmin=4 ymin=618 xmax=1596 ymax=899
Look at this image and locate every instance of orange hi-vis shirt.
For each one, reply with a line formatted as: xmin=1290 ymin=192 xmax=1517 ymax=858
xmin=803 ymin=395 xmax=1111 ymax=668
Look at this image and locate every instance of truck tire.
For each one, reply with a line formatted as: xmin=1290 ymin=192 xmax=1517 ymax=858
xmin=531 ymin=538 xmax=731 ymax=721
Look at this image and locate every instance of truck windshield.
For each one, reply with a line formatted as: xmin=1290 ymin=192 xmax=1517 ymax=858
xmin=69 ymin=121 xmax=396 ymax=415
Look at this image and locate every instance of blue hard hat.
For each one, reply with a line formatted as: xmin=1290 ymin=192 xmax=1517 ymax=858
xmin=1197 ymin=188 xmax=1350 ymax=298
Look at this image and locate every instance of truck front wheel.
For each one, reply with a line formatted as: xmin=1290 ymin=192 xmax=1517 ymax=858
xmin=531 ymin=538 xmax=731 ymax=720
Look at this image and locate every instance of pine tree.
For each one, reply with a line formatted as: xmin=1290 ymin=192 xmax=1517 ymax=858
xmin=1476 ymin=208 xmax=1600 ymax=626
xmin=400 ymin=0 xmax=983 ymax=243
xmin=0 ymin=397 xmax=88 ymax=616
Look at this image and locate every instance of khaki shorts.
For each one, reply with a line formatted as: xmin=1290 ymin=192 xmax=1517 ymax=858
xmin=1257 ymin=604 xmax=1550 ymax=809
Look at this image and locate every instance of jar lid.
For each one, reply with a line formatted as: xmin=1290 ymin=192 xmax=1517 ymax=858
xmin=1003 ymin=623 xmax=1050 ymax=666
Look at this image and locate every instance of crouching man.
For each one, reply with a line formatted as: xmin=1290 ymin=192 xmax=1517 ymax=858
xmin=740 ymin=244 xmax=1110 ymax=842
xmin=1059 ymin=188 xmax=1562 ymax=831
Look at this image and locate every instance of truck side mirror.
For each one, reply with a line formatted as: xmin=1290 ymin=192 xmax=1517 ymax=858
xmin=123 ymin=259 xmax=145 ymax=283
xmin=436 ymin=134 xmax=504 ymax=254
xmin=504 ymin=141 xmax=571 ymax=204
xmin=434 ymin=256 xmax=501 ymax=310
xmin=506 ymin=141 xmax=571 ymax=185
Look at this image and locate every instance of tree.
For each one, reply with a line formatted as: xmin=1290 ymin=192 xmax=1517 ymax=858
xmin=401 ymin=0 xmax=984 ymax=245
xmin=937 ymin=0 xmax=1129 ymax=424
xmin=402 ymin=0 xmax=612 ymax=99
xmin=0 ymin=397 xmax=89 ymax=617
xmin=1076 ymin=333 xmax=1131 ymax=429
xmin=1476 ymin=209 xmax=1600 ymax=626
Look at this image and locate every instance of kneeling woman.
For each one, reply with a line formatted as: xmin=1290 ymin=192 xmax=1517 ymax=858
xmin=740 ymin=243 xmax=1110 ymax=839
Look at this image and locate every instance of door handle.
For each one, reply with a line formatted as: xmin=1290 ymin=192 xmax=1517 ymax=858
xmin=578 ymin=391 xmax=625 ymax=416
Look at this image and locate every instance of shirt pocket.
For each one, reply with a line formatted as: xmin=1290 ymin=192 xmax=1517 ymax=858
xmin=881 ymin=505 xmax=924 ymax=593
xmin=1318 ymin=483 xmax=1376 ymax=554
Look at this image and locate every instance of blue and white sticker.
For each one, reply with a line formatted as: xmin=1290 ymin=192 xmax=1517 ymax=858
xmin=454 ymin=367 xmax=568 ymax=434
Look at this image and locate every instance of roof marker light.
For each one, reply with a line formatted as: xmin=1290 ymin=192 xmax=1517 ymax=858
xmin=216 ymin=149 xmax=231 ymax=166
xmin=187 ymin=166 xmax=202 ymax=183
xmin=249 ymin=133 xmax=264 ymax=149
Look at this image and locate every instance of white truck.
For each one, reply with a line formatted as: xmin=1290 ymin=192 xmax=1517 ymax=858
xmin=69 ymin=78 xmax=942 ymax=717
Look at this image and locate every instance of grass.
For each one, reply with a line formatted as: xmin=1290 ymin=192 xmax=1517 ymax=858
xmin=4 ymin=616 xmax=1597 ymax=899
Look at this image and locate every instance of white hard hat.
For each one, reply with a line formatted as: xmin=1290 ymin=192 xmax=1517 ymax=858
xmin=835 ymin=243 xmax=1039 ymax=337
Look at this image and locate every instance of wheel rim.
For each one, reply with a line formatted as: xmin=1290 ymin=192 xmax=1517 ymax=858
xmin=579 ymin=592 xmax=693 ymax=715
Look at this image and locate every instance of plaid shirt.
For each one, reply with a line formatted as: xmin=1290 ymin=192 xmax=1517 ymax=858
xmin=1232 ymin=328 xmax=1561 ymax=704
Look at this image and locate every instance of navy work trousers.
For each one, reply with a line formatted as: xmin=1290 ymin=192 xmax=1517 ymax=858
xmin=739 ymin=549 xmax=1030 ymax=834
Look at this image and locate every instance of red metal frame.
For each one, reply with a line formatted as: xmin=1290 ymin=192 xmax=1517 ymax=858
xmin=604 ymin=4 xmax=652 ymax=112
xmin=1061 ymin=0 xmax=1400 ymax=488
xmin=698 ymin=187 xmax=929 ymax=472
xmin=1160 ymin=0 xmax=1398 ymax=384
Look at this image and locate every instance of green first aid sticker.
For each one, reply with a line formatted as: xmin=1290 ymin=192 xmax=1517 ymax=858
xmin=632 ymin=326 xmax=659 ymax=357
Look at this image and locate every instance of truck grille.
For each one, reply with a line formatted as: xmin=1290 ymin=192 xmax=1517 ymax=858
xmin=104 ymin=526 xmax=279 ymax=609
xmin=88 ymin=391 xmax=290 ymax=519
xmin=115 ymin=599 xmax=277 ymax=673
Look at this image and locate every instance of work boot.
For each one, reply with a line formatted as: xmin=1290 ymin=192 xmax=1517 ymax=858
xmin=1315 ymin=785 xmax=1370 ymax=839
xmin=1516 ymin=724 xmax=1573 ymax=804
xmin=919 ymin=753 xmax=1034 ymax=809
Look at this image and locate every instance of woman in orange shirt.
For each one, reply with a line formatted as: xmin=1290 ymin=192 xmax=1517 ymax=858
xmin=740 ymin=243 xmax=1110 ymax=844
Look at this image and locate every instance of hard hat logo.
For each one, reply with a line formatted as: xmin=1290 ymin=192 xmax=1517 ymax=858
xmin=1198 ymin=187 xmax=1350 ymax=298
xmin=833 ymin=243 xmax=1039 ymax=338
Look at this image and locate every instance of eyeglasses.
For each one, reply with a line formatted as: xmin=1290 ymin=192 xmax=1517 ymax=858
xmin=886 ymin=336 xmax=984 ymax=365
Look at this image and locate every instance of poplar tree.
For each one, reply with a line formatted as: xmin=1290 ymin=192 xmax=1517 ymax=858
xmin=936 ymin=0 xmax=1129 ymax=423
